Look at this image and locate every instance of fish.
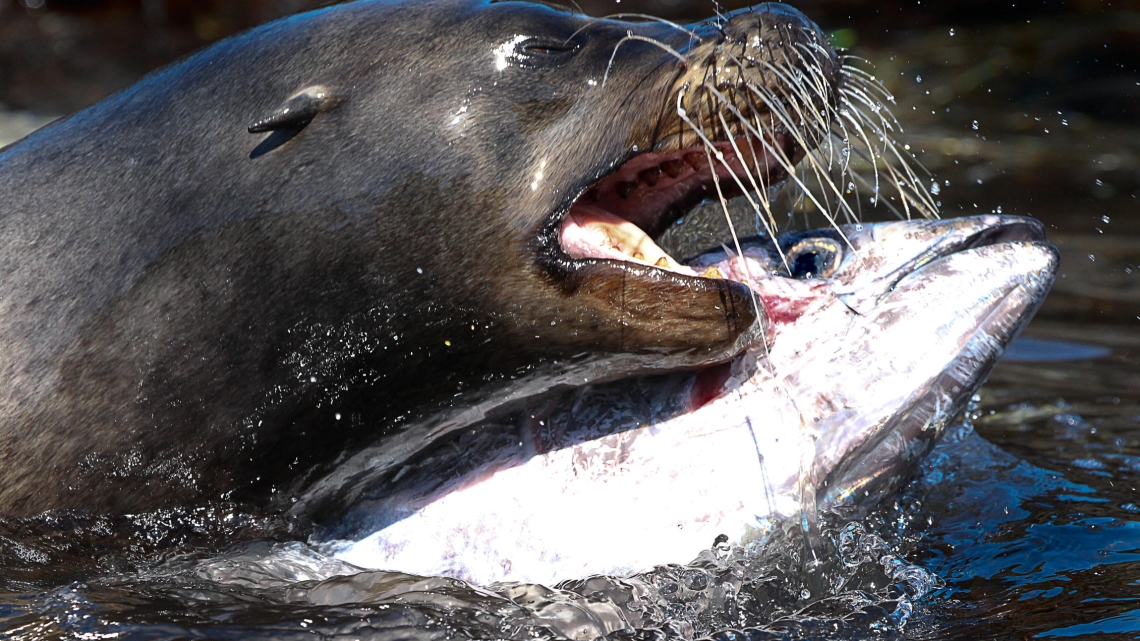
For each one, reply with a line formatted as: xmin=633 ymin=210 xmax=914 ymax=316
xmin=293 ymin=215 xmax=1058 ymax=586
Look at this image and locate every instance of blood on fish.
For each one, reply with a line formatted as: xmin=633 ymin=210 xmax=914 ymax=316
xmin=759 ymin=294 xmax=813 ymax=325
xmin=689 ymin=362 xmax=733 ymax=410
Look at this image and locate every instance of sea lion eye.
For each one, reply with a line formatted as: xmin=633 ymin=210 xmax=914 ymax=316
xmin=519 ymin=37 xmax=579 ymax=58
xmin=784 ymin=237 xmax=842 ymax=280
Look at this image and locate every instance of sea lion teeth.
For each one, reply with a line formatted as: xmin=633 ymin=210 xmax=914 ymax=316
xmin=683 ymin=151 xmax=704 ymax=170
xmin=701 ymin=267 xmax=724 ymax=279
xmin=615 ymin=181 xmax=638 ymax=199
xmin=560 ymin=206 xmax=692 ymax=275
xmin=660 ymin=159 xmax=686 ymax=178
xmin=638 ymin=167 xmax=661 ymax=187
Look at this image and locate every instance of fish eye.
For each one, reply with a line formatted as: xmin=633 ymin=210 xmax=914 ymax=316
xmin=784 ymin=237 xmax=842 ymax=280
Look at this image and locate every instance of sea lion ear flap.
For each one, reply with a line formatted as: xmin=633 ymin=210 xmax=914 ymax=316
xmin=248 ymin=85 xmax=348 ymax=133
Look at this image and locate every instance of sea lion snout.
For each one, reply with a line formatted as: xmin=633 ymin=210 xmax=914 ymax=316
xmin=526 ymin=2 xmax=844 ymax=371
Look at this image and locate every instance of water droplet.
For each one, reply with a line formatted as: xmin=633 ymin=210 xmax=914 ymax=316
xmin=971 ymin=120 xmax=979 ymax=130
xmin=949 ymin=28 xmax=956 ymax=36
xmin=1102 ymin=215 xmax=1111 ymax=224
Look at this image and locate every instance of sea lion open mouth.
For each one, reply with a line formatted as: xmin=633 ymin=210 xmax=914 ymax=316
xmin=558 ymin=135 xmax=798 ymax=275
xmin=538 ymin=1 xmax=939 ymax=350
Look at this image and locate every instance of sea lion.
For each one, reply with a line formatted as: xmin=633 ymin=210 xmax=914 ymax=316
xmin=0 ymin=0 xmax=881 ymax=516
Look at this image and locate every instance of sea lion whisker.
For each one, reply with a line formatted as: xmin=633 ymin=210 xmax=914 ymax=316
xmin=841 ymin=73 xmax=897 ymax=110
xmin=824 ymin=124 xmax=865 ymax=221
xmin=761 ymin=54 xmax=939 ymax=224
xmin=677 ymin=88 xmax=784 ymax=263
xmin=826 ymin=121 xmax=854 ymax=181
xmin=715 ymin=110 xmax=782 ymax=240
xmin=603 ymin=35 xmax=689 ymax=87
xmin=827 ymin=124 xmax=860 ymax=207
xmin=838 ymin=117 xmax=891 ymax=211
xmin=839 ymin=97 xmax=938 ymax=216
xmin=847 ymin=170 xmax=908 ymax=219
xmin=592 ymin=13 xmax=702 ymax=41
xmin=839 ymin=61 xmax=897 ymax=100
xmin=839 ymin=87 xmax=898 ymax=139
xmin=742 ymin=114 xmax=781 ymax=234
xmin=791 ymin=43 xmax=833 ymax=107
xmin=728 ymin=51 xmax=830 ymax=142
xmin=804 ymin=146 xmax=846 ymax=220
xmin=700 ymin=142 xmax=770 ymax=306
xmin=840 ymin=84 xmax=903 ymax=133
xmin=674 ymin=89 xmax=772 ymax=307
xmin=884 ymin=143 xmax=940 ymax=214
xmin=877 ymin=142 xmax=939 ymax=217
xmin=720 ymin=80 xmax=860 ymax=230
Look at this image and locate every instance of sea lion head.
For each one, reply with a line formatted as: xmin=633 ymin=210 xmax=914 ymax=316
xmin=455 ymin=0 xmax=843 ymax=370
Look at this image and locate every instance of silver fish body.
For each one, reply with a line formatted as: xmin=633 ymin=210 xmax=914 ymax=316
xmin=316 ymin=216 xmax=1056 ymax=586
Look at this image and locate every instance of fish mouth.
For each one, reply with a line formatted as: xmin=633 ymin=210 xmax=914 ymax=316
xmin=834 ymin=215 xmax=1050 ymax=313
xmin=549 ymin=132 xmax=801 ymax=279
xmin=908 ymin=217 xmax=1047 ymax=271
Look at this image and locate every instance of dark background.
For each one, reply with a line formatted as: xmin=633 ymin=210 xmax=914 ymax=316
xmin=1 ymin=0 xmax=1137 ymax=115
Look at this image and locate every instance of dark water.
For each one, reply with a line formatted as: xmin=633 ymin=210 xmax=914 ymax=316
xmin=2 ymin=0 xmax=1140 ymax=638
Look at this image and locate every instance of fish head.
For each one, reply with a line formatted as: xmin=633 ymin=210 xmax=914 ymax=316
xmin=693 ymin=215 xmax=1058 ymax=512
